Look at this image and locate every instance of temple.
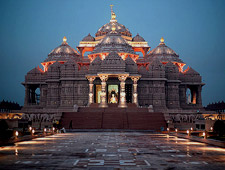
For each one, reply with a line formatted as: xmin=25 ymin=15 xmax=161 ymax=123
xmin=22 ymin=6 xmax=205 ymax=130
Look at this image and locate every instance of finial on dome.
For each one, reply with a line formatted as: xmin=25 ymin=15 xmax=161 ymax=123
xmin=63 ymin=36 xmax=67 ymax=42
xmin=160 ymin=37 xmax=164 ymax=43
xmin=110 ymin=4 xmax=117 ymax=22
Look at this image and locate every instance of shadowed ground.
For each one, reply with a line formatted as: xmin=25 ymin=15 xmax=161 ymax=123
xmin=0 ymin=132 xmax=225 ymax=169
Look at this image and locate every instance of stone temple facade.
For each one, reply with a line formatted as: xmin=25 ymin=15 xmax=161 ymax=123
xmin=22 ymin=8 xmax=205 ymax=129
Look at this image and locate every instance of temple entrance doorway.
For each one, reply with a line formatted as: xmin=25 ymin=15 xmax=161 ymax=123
xmin=108 ymin=85 xmax=119 ymax=104
xmin=95 ymin=85 xmax=102 ymax=103
xmin=125 ymin=84 xmax=132 ymax=103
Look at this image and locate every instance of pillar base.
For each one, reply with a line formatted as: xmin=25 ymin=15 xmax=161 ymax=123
xmin=118 ymin=103 xmax=127 ymax=108
xmin=99 ymin=103 xmax=108 ymax=108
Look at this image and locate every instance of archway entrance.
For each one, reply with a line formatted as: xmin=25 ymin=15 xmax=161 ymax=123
xmin=108 ymin=85 xmax=119 ymax=104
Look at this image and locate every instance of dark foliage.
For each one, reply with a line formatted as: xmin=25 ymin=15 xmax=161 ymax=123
xmin=0 ymin=100 xmax=22 ymax=112
xmin=205 ymin=101 xmax=225 ymax=112
xmin=213 ymin=120 xmax=225 ymax=137
xmin=0 ymin=120 xmax=13 ymax=140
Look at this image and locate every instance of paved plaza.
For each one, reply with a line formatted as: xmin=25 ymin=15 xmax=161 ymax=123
xmin=0 ymin=132 xmax=225 ymax=170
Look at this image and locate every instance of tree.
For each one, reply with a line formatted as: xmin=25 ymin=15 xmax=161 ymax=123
xmin=213 ymin=120 xmax=225 ymax=137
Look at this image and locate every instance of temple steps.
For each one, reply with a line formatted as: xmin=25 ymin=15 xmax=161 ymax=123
xmin=61 ymin=105 xmax=166 ymax=131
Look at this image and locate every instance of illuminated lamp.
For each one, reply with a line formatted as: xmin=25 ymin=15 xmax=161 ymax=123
xmin=29 ymin=127 xmax=32 ymax=131
xmin=175 ymin=129 xmax=178 ymax=133
xmin=190 ymin=127 xmax=193 ymax=131
xmin=187 ymin=130 xmax=190 ymax=136
xmin=63 ymin=36 xmax=67 ymax=42
xmin=160 ymin=37 xmax=164 ymax=43
xmin=15 ymin=131 xmax=19 ymax=137
xmin=210 ymin=127 xmax=213 ymax=131
xmin=32 ymin=129 xmax=35 ymax=134
xmin=111 ymin=25 xmax=116 ymax=31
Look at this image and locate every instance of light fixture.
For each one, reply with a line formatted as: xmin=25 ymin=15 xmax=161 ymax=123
xmin=15 ymin=131 xmax=19 ymax=137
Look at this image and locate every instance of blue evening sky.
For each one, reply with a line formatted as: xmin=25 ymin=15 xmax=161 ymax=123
xmin=0 ymin=0 xmax=224 ymax=106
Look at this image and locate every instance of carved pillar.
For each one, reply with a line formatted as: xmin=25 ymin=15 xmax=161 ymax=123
xmin=87 ymin=76 xmax=96 ymax=106
xmin=197 ymin=85 xmax=202 ymax=106
xmin=24 ymin=84 xmax=29 ymax=106
xmin=118 ymin=75 xmax=128 ymax=108
xmin=99 ymin=75 xmax=108 ymax=108
xmin=131 ymin=76 xmax=140 ymax=106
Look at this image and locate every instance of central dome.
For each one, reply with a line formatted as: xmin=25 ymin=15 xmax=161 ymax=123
xmin=96 ymin=22 xmax=132 ymax=37
xmin=95 ymin=10 xmax=132 ymax=37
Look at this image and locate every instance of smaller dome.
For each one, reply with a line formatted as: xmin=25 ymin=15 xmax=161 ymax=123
xmin=82 ymin=33 xmax=95 ymax=41
xmin=44 ymin=37 xmax=79 ymax=62
xmin=132 ymin=33 xmax=145 ymax=42
xmin=149 ymin=37 xmax=178 ymax=56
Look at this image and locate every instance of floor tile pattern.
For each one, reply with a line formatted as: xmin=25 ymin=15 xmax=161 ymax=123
xmin=0 ymin=132 xmax=225 ymax=169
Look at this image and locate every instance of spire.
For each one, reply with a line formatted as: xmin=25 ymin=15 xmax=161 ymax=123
xmin=110 ymin=4 xmax=114 ymax=15
xmin=110 ymin=4 xmax=117 ymax=22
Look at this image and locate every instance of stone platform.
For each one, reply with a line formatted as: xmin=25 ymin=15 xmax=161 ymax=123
xmin=1 ymin=132 xmax=225 ymax=169
xmin=61 ymin=104 xmax=166 ymax=130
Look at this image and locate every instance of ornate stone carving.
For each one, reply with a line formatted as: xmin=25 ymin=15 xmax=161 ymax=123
xmin=86 ymin=76 xmax=96 ymax=106
xmin=118 ymin=74 xmax=128 ymax=108
xmin=131 ymin=76 xmax=140 ymax=106
xmin=99 ymin=75 xmax=108 ymax=108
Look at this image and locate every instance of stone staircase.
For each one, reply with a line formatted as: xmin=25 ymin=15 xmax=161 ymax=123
xmin=61 ymin=104 xmax=166 ymax=131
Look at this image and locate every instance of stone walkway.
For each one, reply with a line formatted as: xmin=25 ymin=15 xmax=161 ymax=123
xmin=0 ymin=132 xmax=225 ymax=169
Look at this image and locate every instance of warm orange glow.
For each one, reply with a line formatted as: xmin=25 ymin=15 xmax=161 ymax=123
xmin=183 ymin=66 xmax=190 ymax=73
xmin=88 ymin=52 xmax=139 ymax=62
xmin=173 ymin=62 xmax=186 ymax=72
xmin=160 ymin=37 xmax=164 ymax=43
xmin=41 ymin=61 xmax=56 ymax=72
xmin=200 ymin=147 xmax=225 ymax=152
xmin=132 ymin=47 xmax=149 ymax=56
xmin=15 ymin=131 xmax=19 ymax=137
xmin=63 ymin=36 xmax=67 ymax=42
xmin=111 ymin=25 xmax=116 ymax=31
xmin=78 ymin=47 xmax=95 ymax=56
xmin=137 ymin=63 xmax=149 ymax=70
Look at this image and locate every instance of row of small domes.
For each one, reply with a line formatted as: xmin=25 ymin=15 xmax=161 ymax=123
xmin=82 ymin=33 xmax=145 ymax=42
xmin=48 ymin=36 xmax=176 ymax=54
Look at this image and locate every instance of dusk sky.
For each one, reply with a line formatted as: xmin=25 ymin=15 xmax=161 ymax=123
xmin=0 ymin=0 xmax=224 ymax=106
